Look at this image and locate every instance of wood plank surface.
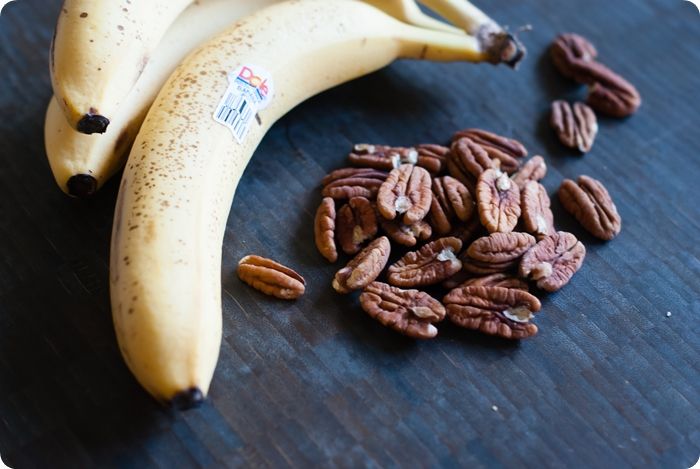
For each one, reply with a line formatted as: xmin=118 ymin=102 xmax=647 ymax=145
xmin=1 ymin=0 xmax=699 ymax=467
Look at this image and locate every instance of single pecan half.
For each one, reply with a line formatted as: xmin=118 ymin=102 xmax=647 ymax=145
xmin=462 ymin=273 xmax=529 ymax=291
xmin=462 ymin=232 xmax=536 ymax=275
xmin=447 ymin=137 xmax=494 ymax=194
xmin=443 ymin=286 xmax=541 ymax=339
xmin=511 ymin=155 xmax=547 ymax=190
xmin=377 ymin=164 xmax=432 ymax=224
xmin=520 ymin=231 xmax=586 ymax=292
xmin=476 ymin=169 xmax=521 ymax=233
xmin=321 ymin=167 xmax=388 ymax=186
xmin=558 ymin=176 xmax=621 ymax=240
xmin=387 ymin=237 xmax=463 ymax=287
xmin=551 ymin=100 xmax=598 ymax=153
xmin=333 ymin=236 xmax=391 ymax=294
xmin=321 ymin=167 xmax=388 ymax=200
xmin=314 ymin=197 xmax=337 ymax=262
xmin=237 ymin=255 xmax=306 ymax=300
xmin=521 ymin=181 xmax=555 ymax=238
xmin=415 ymin=144 xmax=450 ymax=174
xmin=429 ymin=176 xmax=474 ymax=235
xmin=337 ymin=197 xmax=378 ymax=255
xmin=360 ymin=282 xmax=445 ymax=339
xmin=550 ymin=33 xmax=597 ymax=79
xmin=452 ymin=128 xmax=526 ymax=172
xmin=380 ymin=218 xmax=432 ymax=247
xmin=348 ymin=144 xmax=419 ymax=171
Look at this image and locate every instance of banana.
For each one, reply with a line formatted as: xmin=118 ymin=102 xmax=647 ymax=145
xmin=45 ymin=0 xmax=282 ymax=197
xmin=50 ymin=0 xmax=194 ymax=134
xmin=110 ymin=0 xmax=518 ymax=408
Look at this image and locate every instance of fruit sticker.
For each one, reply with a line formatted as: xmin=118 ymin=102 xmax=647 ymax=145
xmin=213 ymin=64 xmax=275 ymax=143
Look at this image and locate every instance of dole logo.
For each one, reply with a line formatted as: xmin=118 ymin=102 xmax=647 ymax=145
xmin=237 ymin=66 xmax=269 ymax=98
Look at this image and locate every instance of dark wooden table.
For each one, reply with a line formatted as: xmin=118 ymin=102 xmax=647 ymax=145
xmin=1 ymin=0 xmax=699 ymax=467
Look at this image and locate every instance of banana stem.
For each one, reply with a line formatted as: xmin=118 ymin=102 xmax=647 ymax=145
xmin=397 ymin=23 xmax=487 ymax=63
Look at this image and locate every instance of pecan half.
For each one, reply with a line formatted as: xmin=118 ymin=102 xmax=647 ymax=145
xmin=476 ymin=169 xmax=521 ymax=233
xmin=387 ymin=237 xmax=462 ymax=287
xmin=360 ymin=282 xmax=445 ymax=339
xmin=377 ymin=164 xmax=432 ymax=224
xmin=511 ymin=155 xmax=547 ymax=190
xmin=447 ymin=137 xmax=494 ymax=194
xmin=333 ymin=236 xmax=391 ymax=294
xmin=237 ymin=255 xmax=306 ymax=300
xmin=462 ymin=232 xmax=536 ymax=275
xmin=551 ymin=101 xmax=598 ymax=153
xmin=337 ymin=197 xmax=378 ymax=255
xmin=380 ymin=218 xmax=432 ymax=247
xmin=462 ymin=273 xmax=529 ymax=291
xmin=415 ymin=144 xmax=450 ymax=174
xmin=558 ymin=176 xmax=621 ymax=240
xmin=550 ymin=33 xmax=597 ymax=79
xmin=349 ymin=144 xmax=419 ymax=171
xmin=429 ymin=176 xmax=474 ymax=235
xmin=321 ymin=167 xmax=388 ymax=200
xmin=520 ymin=231 xmax=586 ymax=292
xmin=314 ymin=197 xmax=337 ymax=262
xmin=443 ymin=286 xmax=541 ymax=339
xmin=452 ymin=128 xmax=526 ymax=172
xmin=521 ymin=181 xmax=555 ymax=238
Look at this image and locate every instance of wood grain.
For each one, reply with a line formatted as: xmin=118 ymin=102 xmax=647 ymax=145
xmin=1 ymin=0 xmax=698 ymax=467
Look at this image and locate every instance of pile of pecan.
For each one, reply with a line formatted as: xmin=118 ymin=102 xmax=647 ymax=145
xmin=314 ymin=130 xmax=622 ymax=340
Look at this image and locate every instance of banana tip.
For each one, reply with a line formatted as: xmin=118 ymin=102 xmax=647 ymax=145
xmin=77 ymin=113 xmax=110 ymax=134
xmin=170 ymin=387 xmax=205 ymax=410
xmin=67 ymin=174 xmax=98 ymax=198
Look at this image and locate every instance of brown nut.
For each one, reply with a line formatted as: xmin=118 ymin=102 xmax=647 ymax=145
xmin=380 ymin=218 xmax=432 ymax=247
xmin=415 ymin=144 xmax=450 ymax=174
xmin=521 ymin=181 xmax=555 ymax=238
xmin=321 ymin=167 xmax=388 ymax=201
xmin=333 ymin=236 xmax=391 ymax=294
xmin=377 ymin=164 xmax=432 ymax=224
xmin=348 ymin=144 xmax=419 ymax=171
xmin=237 ymin=255 xmax=306 ymax=300
xmin=321 ymin=167 xmax=388 ymax=186
xmin=462 ymin=232 xmax=536 ymax=275
xmin=337 ymin=197 xmax=378 ymax=255
xmin=520 ymin=231 xmax=586 ymax=292
xmin=476 ymin=169 xmax=521 ymax=233
xmin=550 ymin=33 xmax=598 ymax=79
xmin=551 ymin=101 xmax=598 ymax=153
xmin=443 ymin=286 xmax=541 ymax=339
xmin=558 ymin=176 xmax=621 ymax=240
xmin=360 ymin=282 xmax=445 ymax=339
xmin=387 ymin=237 xmax=463 ymax=287
xmin=586 ymin=66 xmax=641 ymax=118
xmin=447 ymin=137 xmax=494 ymax=194
xmin=461 ymin=273 xmax=529 ymax=291
xmin=511 ymin=155 xmax=547 ymax=190
xmin=452 ymin=128 xmax=526 ymax=172
xmin=429 ymin=176 xmax=474 ymax=235
xmin=314 ymin=197 xmax=337 ymax=262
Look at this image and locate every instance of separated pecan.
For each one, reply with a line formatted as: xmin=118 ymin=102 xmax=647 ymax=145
xmin=551 ymin=101 xmax=598 ymax=153
xmin=476 ymin=169 xmax=521 ymax=233
xmin=558 ymin=176 xmax=621 ymax=240
xmin=447 ymin=137 xmax=494 ymax=194
xmin=521 ymin=181 xmax=555 ymax=238
xmin=321 ymin=167 xmax=388 ymax=200
xmin=461 ymin=273 xmax=529 ymax=291
xmin=380 ymin=218 xmax=432 ymax=247
xmin=387 ymin=237 xmax=462 ymax=287
xmin=429 ymin=176 xmax=474 ymax=235
xmin=314 ymin=197 xmax=337 ymax=262
xmin=511 ymin=155 xmax=547 ymax=190
xmin=237 ymin=255 xmax=306 ymax=300
xmin=443 ymin=286 xmax=541 ymax=339
xmin=520 ymin=231 xmax=586 ymax=292
xmin=415 ymin=144 xmax=450 ymax=174
xmin=333 ymin=236 xmax=391 ymax=293
xmin=377 ymin=164 xmax=432 ymax=224
xmin=337 ymin=197 xmax=378 ymax=255
xmin=462 ymin=232 xmax=536 ymax=275
xmin=550 ymin=33 xmax=597 ymax=79
xmin=452 ymin=128 xmax=526 ymax=172
xmin=348 ymin=144 xmax=418 ymax=171
xmin=360 ymin=282 xmax=445 ymax=339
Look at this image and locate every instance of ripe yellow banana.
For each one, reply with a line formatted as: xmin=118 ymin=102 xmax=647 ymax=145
xmin=45 ymin=0 xmax=281 ymax=197
xmin=110 ymin=0 xmax=519 ymax=408
xmin=50 ymin=0 xmax=193 ymax=134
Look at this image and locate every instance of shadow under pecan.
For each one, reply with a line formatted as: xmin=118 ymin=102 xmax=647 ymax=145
xmin=551 ymin=100 xmax=598 ymax=153
xmin=558 ymin=175 xmax=621 ymax=240
xmin=337 ymin=197 xmax=378 ymax=255
xmin=333 ymin=236 xmax=391 ymax=294
xmin=314 ymin=197 xmax=337 ymax=262
xmin=520 ymin=231 xmax=586 ymax=292
xmin=511 ymin=155 xmax=547 ymax=190
xmin=462 ymin=273 xmax=529 ymax=291
xmin=461 ymin=232 xmax=535 ymax=275
xmin=237 ymin=255 xmax=306 ymax=300
xmin=387 ymin=237 xmax=462 ymax=287
xmin=447 ymin=137 xmax=494 ymax=195
xmin=380 ymin=218 xmax=432 ymax=247
xmin=443 ymin=286 xmax=541 ymax=339
xmin=521 ymin=181 xmax=555 ymax=238
xmin=321 ymin=167 xmax=388 ymax=200
xmin=452 ymin=128 xmax=526 ymax=173
xmin=429 ymin=176 xmax=474 ymax=236
xmin=377 ymin=164 xmax=432 ymax=225
xmin=476 ymin=169 xmax=521 ymax=233
xmin=360 ymin=282 xmax=445 ymax=339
